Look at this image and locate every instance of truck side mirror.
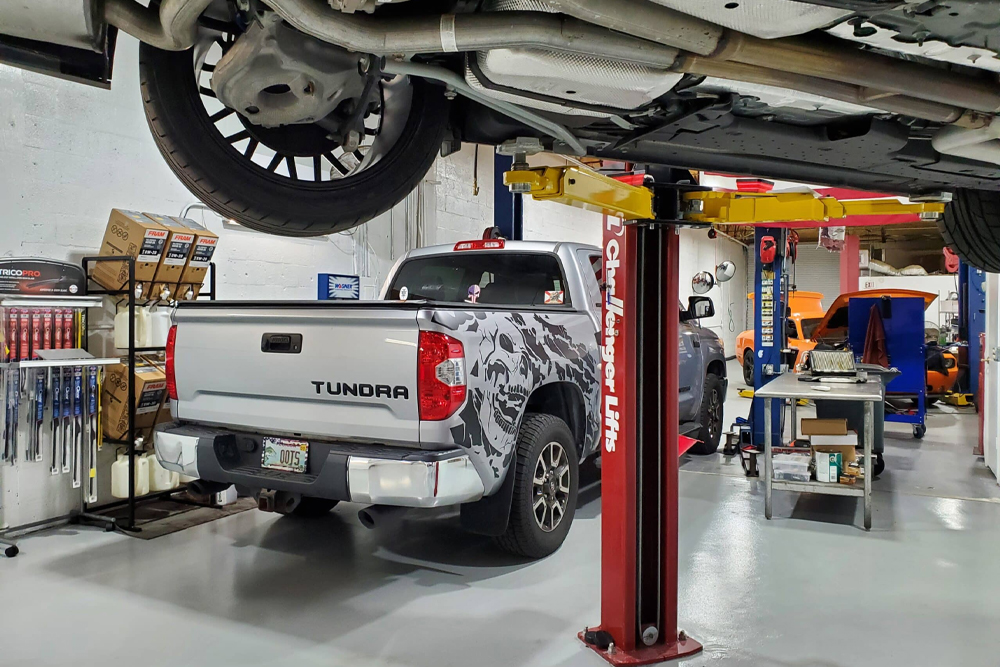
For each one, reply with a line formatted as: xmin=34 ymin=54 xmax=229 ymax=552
xmin=682 ymin=296 xmax=715 ymax=322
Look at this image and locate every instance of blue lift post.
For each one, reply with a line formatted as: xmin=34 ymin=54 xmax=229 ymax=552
xmin=753 ymin=227 xmax=786 ymax=448
xmin=961 ymin=261 xmax=987 ymax=402
xmin=494 ymin=153 xmax=523 ymax=240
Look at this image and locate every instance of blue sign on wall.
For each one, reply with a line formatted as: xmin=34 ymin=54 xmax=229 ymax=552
xmin=318 ymin=273 xmax=361 ymax=300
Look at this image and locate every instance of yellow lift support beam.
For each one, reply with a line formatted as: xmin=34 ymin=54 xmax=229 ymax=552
xmin=503 ymin=166 xmax=948 ymax=224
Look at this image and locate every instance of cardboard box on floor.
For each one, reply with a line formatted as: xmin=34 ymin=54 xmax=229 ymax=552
xmin=92 ymin=210 xmax=169 ymax=291
xmin=173 ymin=216 xmax=218 ymax=286
xmin=144 ymin=213 xmax=196 ymax=284
xmin=801 ymin=418 xmax=848 ymax=436
xmin=103 ymin=362 xmax=167 ymax=441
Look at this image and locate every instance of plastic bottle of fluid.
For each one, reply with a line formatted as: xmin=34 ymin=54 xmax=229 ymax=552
xmin=111 ymin=454 xmax=150 ymax=498
xmin=114 ymin=307 xmax=149 ymax=349
xmin=145 ymin=453 xmax=179 ymax=492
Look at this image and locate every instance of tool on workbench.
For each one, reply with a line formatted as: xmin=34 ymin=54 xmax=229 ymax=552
xmin=72 ymin=366 xmax=83 ymax=489
xmin=49 ymin=368 xmax=59 ymax=475
xmin=87 ymin=366 xmax=98 ymax=503
xmin=61 ymin=367 xmax=71 ymax=474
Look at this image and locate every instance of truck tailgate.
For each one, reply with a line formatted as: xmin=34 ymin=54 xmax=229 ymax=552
xmin=172 ymin=303 xmax=420 ymax=444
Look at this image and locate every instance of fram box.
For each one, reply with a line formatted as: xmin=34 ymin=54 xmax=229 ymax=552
xmin=172 ymin=217 xmax=218 ymax=285
xmin=103 ymin=363 xmax=167 ymax=440
xmin=92 ymin=209 xmax=169 ymax=290
xmin=143 ymin=213 xmax=195 ymax=284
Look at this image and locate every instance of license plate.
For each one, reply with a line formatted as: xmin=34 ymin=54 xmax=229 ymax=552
xmin=261 ymin=437 xmax=309 ymax=473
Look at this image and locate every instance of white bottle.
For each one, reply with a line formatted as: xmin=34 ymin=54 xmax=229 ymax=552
xmin=146 ymin=453 xmax=179 ymax=492
xmin=111 ymin=454 xmax=150 ymax=498
xmin=113 ymin=307 xmax=150 ymax=349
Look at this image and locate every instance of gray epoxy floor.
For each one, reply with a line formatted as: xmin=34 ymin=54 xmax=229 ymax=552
xmin=2 ymin=360 xmax=999 ymax=667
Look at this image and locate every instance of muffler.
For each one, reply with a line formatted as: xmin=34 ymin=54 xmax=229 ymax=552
xmin=358 ymin=505 xmax=408 ymax=529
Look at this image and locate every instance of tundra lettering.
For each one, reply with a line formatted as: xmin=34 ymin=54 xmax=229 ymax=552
xmin=311 ymin=381 xmax=409 ymax=399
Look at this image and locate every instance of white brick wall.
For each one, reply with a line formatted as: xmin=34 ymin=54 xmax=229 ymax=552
xmin=0 ymin=40 xmax=491 ymax=301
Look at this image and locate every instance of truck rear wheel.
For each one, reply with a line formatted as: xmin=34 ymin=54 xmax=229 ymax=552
xmin=495 ymin=414 xmax=579 ymax=559
xmin=939 ymin=189 xmax=1000 ymax=272
xmin=691 ymin=373 xmax=724 ymax=455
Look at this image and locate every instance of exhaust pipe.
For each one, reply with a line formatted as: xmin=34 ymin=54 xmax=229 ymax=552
xmin=104 ymin=0 xmax=214 ymax=51
xmin=542 ymin=0 xmax=999 ymax=121
xmin=358 ymin=505 xmax=408 ymax=530
xmin=673 ymin=56 xmax=973 ymax=127
xmin=268 ymin=1 xmax=678 ymax=68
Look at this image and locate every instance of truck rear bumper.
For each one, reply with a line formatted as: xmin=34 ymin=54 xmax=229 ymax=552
xmin=154 ymin=422 xmax=485 ymax=508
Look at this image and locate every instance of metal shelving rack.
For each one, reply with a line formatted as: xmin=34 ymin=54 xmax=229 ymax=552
xmin=81 ymin=256 xmax=216 ymax=531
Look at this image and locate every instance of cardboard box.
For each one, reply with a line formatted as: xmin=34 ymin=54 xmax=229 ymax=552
xmin=810 ymin=432 xmax=859 ymax=448
xmin=144 ymin=213 xmax=196 ymax=284
xmin=103 ymin=363 xmax=167 ymax=441
xmin=800 ymin=418 xmax=848 ymax=436
xmin=173 ymin=217 xmax=218 ymax=285
xmin=154 ymin=401 xmax=173 ymax=428
xmin=815 ymin=451 xmax=842 ymax=483
xmin=92 ymin=210 xmax=169 ymax=290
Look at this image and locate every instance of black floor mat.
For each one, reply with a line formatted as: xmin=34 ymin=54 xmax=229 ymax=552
xmin=102 ymin=497 xmax=257 ymax=539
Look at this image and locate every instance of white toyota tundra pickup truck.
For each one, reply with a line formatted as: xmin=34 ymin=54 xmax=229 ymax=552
xmin=154 ymin=239 xmax=727 ymax=557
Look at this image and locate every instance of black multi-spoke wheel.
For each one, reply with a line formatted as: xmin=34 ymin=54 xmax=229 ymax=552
xmin=496 ymin=414 xmax=579 ymax=559
xmin=691 ymin=373 xmax=725 ymax=455
xmin=138 ymin=30 xmax=450 ymax=236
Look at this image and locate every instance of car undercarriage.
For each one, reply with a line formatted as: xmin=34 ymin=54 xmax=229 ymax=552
xmin=2 ymin=0 xmax=1000 ymax=267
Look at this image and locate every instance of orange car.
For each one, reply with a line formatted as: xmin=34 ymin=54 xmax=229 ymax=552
xmin=738 ymin=289 xmax=960 ymax=398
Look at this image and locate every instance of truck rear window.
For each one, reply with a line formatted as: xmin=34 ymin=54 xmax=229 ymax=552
xmin=387 ymin=253 xmax=571 ymax=307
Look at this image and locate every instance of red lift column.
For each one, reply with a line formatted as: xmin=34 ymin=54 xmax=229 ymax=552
xmin=581 ymin=216 xmax=702 ymax=664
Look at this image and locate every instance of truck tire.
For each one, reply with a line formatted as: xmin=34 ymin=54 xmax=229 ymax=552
xmin=291 ymin=497 xmax=339 ymax=518
xmin=939 ymin=189 xmax=1000 ymax=272
xmin=495 ymin=414 xmax=579 ymax=559
xmin=691 ymin=373 xmax=725 ymax=455
xmin=743 ymin=352 xmax=754 ymax=387
xmin=138 ymin=43 xmax=450 ymax=237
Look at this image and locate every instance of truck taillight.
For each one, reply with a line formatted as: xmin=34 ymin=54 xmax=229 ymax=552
xmin=165 ymin=325 xmax=178 ymax=401
xmin=418 ymin=331 xmax=466 ymax=421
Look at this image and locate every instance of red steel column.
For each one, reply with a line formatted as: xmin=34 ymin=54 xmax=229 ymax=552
xmin=582 ymin=219 xmax=701 ymax=665
xmin=662 ymin=228 xmax=681 ymax=640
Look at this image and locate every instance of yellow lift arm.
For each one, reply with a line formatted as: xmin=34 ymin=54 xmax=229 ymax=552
xmin=503 ymin=166 xmax=947 ymax=224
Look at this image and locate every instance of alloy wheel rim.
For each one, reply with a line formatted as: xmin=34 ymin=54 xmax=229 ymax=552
xmin=532 ymin=441 xmax=571 ymax=533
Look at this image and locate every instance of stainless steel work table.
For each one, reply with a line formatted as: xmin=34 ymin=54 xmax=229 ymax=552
xmin=756 ymin=372 xmax=883 ymax=530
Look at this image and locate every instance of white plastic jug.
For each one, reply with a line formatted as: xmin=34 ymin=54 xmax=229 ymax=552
xmin=111 ymin=454 xmax=150 ymax=498
xmin=114 ymin=307 xmax=150 ymax=349
xmin=145 ymin=453 xmax=179 ymax=492
xmin=146 ymin=308 xmax=172 ymax=348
